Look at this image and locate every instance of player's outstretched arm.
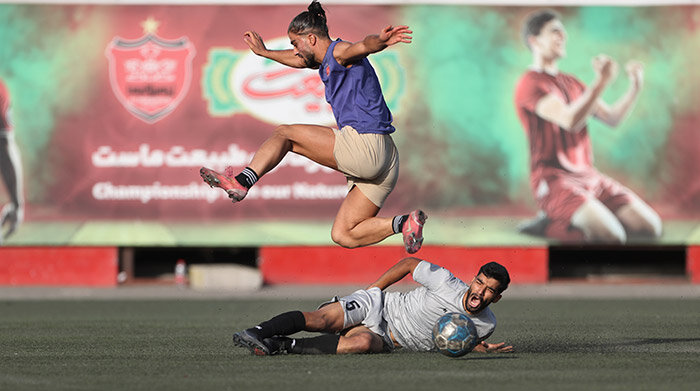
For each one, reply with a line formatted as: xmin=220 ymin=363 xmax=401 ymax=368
xmin=472 ymin=341 xmax=514 ymax=353
xmin=334 ymin=25 xmax=412 ymax=67
xmin=243 ymin=31 xmax=307 ymax=68
xmin=536 ymin=54 xmax=617 ymax=132
xmin=593 ymin=60 xmax=644 ymax=127
xmin=366 ymin=257 xmax=421 ymax=291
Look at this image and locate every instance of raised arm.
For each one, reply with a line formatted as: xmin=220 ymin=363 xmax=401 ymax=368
xmin=366 ymin=257 xmax=421 ymax=291
xmin=334 ymin=25 xmax=412 ymax=67
xmin=593 ymin=60 xmax=643 ymax=127
xmin=535 ymin=54 xmax=617 ymax=132
xmin=243 ymin=31 xmax=308 ymax=69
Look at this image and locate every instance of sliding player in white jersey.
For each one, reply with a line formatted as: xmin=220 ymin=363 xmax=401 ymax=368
xmin=232 ymin=257 xmax=512 ymax=355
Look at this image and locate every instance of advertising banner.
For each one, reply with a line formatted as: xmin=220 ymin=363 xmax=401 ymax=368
xmin=0 ymin=3 xmax=698 ymax=246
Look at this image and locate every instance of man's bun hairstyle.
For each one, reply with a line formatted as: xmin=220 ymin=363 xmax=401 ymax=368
xmin=288 ymin=0 xmax=330 ymax=38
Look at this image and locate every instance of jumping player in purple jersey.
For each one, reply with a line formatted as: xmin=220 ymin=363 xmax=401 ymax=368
xmin=200 ymin=0 xmax=426 ymax=253
xmin=0 ymin=78 xmax=24 ymax=244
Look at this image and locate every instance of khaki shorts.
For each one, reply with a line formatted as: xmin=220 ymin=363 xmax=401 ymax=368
xmin=333 ymin=126 xmax=399 ymax=208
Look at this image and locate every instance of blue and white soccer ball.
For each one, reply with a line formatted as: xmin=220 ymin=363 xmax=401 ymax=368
xmin=432 ymin=312 xmax=478 ymax=357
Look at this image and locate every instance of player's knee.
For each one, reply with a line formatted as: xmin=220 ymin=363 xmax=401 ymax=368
xmin=633 ymin=214 xmax=662 ymax=239
xmin=592 ymin=223 xmax=626 ymax=244
xmin=573 ymin=201 xmax=627 ymax=244
xmin=576 ymin=219 xmax=626 ymax=244
xmin=638 ymin=209 xmax=663 ymax=239
xmin=605 ymin=226 xmax=626 ymax=244
xmin=346 ymin=333 xmax=374 ymax=353
xmin=331 ymin=228 xmax=359 ymax=249
xmin=274 ymin=124 xmax=294 ymax=139
xmin=617 ymin=201 xmax=663 ymax=239
xmin=649 ymin=218 xmax=663 ymax=238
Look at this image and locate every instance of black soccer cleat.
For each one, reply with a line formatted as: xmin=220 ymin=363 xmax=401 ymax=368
xmin=263 ymin=336 xmax=293 ymax=355
xmin=233 ymin=329 xmax=270 ymax=356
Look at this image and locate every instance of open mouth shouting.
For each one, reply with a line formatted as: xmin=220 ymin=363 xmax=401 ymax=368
xmin=467 ymin=292 xmax=483 ymax=312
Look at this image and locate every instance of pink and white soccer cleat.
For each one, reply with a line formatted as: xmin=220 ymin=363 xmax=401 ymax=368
xmin=402 ymin=209 xmax=427 ymax=254
xmin=199 ymin=166 xmax=248 ymax=202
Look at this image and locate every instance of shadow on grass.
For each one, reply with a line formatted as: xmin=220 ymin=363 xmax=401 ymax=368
xmin=514 ymin=337 xmax=700 ymax=353
xmin=459 ymin=354 xmax=519 ymax=361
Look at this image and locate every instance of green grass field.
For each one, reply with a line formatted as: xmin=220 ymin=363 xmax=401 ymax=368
xmin=2 ymin=297 xmax=699 ymax=391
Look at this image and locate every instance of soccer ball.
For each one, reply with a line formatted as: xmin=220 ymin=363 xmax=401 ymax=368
xmin=432 ymin=312 xmax=478 ymax=357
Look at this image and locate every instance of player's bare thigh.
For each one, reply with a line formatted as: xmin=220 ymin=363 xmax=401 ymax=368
xmin=615 ymin=196 xmax=662 ymax=238
xmin=330 ymin=186 xmax=384 ymax=246
xmin=338 ymin=325 xmax=385 ymax=354
xmin=277 ymin=124 xmax=338 ymax=170
xmin=571 ymin=198 xmax=626 ymax=243
xmin=303 ymin=302 xmax=346 ymax=333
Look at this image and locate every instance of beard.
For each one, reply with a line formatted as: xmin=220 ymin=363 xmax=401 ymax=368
xmin=298 ymin=51 xmax=319 ymax=68
xmin=465 ymin=288 xmax=487 ymax=314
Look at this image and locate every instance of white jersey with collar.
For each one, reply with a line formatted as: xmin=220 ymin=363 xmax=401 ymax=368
xmin=383 ymin=260 xmax=497 ymax=351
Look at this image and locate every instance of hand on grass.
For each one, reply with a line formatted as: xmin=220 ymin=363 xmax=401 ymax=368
xmin=474 ymin=341 xmax=514 ymax=353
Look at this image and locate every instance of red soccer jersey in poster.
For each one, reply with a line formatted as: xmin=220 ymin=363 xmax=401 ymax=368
xmin=0 ymin=79 xmax=11 ymax=131
xmin=514 ymin=70 xmax=593 ymax=177
xmin=514 ymin=70 xmax=634 ymax=234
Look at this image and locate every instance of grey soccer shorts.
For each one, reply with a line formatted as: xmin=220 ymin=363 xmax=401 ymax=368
xmin=338 ymin=287 xmax=394 ymax=349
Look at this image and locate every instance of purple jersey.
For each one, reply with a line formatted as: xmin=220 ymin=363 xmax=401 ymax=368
xmin=319 ymin=39 xmax=394 ymax=134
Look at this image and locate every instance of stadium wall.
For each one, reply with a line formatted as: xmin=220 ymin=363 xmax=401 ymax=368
xmin=1 ymin=244 xmax=698 ymax=286
xmin=259 ymin=246 xmax=549 ymax=284
xmin=688 ymin=246 xmax=700 ymax=284
xmin=0 ymin=247 xmax=118 ymax=286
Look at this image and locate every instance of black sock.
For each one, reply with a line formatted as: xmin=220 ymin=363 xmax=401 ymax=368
xmin=235 ymin=167 xmax=259 ymax=189
xmin=248 ymin=311 xmax=305 ymax=339
xmin=392 ymin=214 xmax=409 ymax=234
xmin=275 ymin=337 xmax=294 ymax=352
xmin=289 ymin=334 xmax=340 ymax=355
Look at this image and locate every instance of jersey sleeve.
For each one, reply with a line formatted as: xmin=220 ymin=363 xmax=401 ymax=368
xmin=477 ymin=325 xmax=495 ymax=342
xmin=412 ymin=260 xmax=456 ymax=291
xmin=514 ymin=73 xmax=550 ymax=113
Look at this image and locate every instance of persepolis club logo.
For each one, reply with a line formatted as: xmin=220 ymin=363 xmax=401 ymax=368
xmin=106 ymin=18 xmax=195 ymax=124
xmin=202 ymin=37 xmax=404 ymax=126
